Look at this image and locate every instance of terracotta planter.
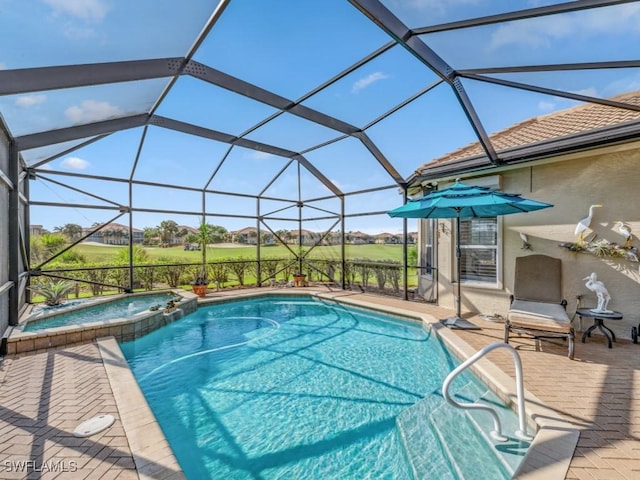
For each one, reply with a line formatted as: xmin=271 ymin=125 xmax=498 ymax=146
xmin=192 ymin=284 xmax=208 ymax=297
xmin=293 ymin=274 xmax=307 ymax=287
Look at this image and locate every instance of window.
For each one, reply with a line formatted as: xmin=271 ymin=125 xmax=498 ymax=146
xmin=459 ymin=217 xmax=499 ymax=284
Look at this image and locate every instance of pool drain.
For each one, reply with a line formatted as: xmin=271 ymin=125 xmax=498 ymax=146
xmin=73 ymin=414 xmax=115 ymax=437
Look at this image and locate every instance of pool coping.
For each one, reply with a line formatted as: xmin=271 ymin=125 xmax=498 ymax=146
xmin=99 ymin=289 xmax=578 ymax=480
xmin=97 ymin=336 xmax=186 ymax=480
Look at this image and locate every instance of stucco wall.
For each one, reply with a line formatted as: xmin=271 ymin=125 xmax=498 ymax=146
xmin=431 ymin=142 xmax=640 ymax=339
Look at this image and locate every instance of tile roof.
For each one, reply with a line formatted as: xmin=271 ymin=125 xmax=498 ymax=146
xmin=90 ymin=222 xmax=143 ymax=232
xmin=416 ymin=90 xmax=640 ymax=174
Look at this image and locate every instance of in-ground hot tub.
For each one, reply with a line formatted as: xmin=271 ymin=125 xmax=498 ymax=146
xmin=7 ymin=290 xmax=197 ymax=354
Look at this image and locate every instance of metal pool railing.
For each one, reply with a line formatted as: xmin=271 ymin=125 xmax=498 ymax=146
xmin=442 ymin=342 xmax=533 ymax=442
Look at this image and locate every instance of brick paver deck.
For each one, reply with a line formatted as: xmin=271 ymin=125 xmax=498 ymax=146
xmin=1 ymin=288 xmax=639 ymax=479
xmin=0 ymin=343 xmax=137 ymax=480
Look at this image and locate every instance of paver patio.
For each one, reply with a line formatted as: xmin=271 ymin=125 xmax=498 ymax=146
xmin=1 ymin=288 xmax=638 ymax=479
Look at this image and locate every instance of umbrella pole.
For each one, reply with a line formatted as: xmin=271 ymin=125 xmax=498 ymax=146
xmin=440 ymin=209 xmax=479 ymax=329
xmin=455 ymin=211 xmax=462 ymax=319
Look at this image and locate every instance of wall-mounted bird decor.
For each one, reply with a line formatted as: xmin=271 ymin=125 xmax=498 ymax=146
xmin=575 ymin=204 xmax=602 ymax=245
xmin=519 ymin=232 xmax=531 ymax=250
xmin=614 ymin=221 xmax=633 ymax=248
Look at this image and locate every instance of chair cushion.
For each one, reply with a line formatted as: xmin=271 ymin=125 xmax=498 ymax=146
xmin=508 ymin=299 xmax=571 ymax=333
xmin=513 ymin=255 xmax=562 ymax=303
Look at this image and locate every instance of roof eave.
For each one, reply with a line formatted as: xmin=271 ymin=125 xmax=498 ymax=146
xmin=409 ymin=120 xmax=640 ymax=188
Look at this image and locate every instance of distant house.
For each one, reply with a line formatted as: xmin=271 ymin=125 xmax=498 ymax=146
xmin=289 ymin=229 xmax=321 ymax=246
xmin=83 ymin=222 xmax=144 ymax=245
xmin=230 ymin=227 xmax=273 ymax=245
xmin=346 ymin=231 xmax=372 ymax=245
xmin=409 ymin=90 xmax=640 ymax=337
xmin=374 ymin=233 xmax=400 ymax=245
xmin=175 ymin=225 xmax=200 ymax=244
xmin=29 ymin=225 xmax=47 ymax=236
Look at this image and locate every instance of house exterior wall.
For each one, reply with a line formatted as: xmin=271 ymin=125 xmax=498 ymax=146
xmin=427 ymin=141 xmax=640 ymax=339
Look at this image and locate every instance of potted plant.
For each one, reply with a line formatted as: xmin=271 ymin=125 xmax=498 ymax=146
xmin=190 ymin=272 xmax=209 ymax=297
xmin=293 ymin=272 xmax=307 ymax=287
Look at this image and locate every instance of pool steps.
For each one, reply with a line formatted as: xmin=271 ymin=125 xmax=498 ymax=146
xmin=396 ymin=378 xmax=524 ymax=479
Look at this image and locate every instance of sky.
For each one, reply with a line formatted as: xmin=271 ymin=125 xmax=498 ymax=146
xmin=2 ymin=0 xmax=640 ymax=235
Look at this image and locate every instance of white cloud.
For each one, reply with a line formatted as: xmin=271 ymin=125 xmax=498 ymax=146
xmin=352 ymin=72 xmax=390 ymax=93
xmin=387 ymin=0 xmax=480 ymax=15
xmin=63 ymin=25 xmax=98 ymax=40
xmin=60 ymin=157 xmax=90 ymax=170
xmin=490 ymin=4 xmax=640 ymax=49
xmin=538 ymin=100 xmax=556 ymax=112
xmin=604 ymin=74 xmax=640 ymax=96
xmin=15 ymin=95 xmax=47 ymax=108
xmin=0 ymin=62 xmax=6 ymax=70
xmin=329 ymin=178 xmax=349 ymax=191
xmin=571 ymin=87 xmax=598 ymax=98
xmin=248 ymin=151 xmax=274 ymax=160
xmin=42 ymin=0 xmax=109 ymax=22
xmin=65 ymin=100 xmax=123 ymax=124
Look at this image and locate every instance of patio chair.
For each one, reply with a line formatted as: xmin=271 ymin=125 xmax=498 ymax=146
xmin=505 ymin=254 xmax=575 ymax=359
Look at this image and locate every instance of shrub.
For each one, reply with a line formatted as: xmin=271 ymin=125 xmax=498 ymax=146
xmin=29 ymin=280 xmax=75 ymax=306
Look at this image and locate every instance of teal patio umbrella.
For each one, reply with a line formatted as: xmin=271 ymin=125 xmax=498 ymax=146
xmin=388 ymin=180 xmax=553 ymax=329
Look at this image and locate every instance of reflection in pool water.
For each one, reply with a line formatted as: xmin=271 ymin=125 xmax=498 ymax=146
xmin=121 ymin=295 xmax=529 ymax=479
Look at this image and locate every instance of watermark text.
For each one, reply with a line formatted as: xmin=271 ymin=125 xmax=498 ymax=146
xmin=2 ymin=459 xmax=78 ymax=473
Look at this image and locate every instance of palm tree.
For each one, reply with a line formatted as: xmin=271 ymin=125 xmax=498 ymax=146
xmin=157 ymin=220 xmax=178 ymax=245
xmin=62 ymin=223 xmax=83 ymax=241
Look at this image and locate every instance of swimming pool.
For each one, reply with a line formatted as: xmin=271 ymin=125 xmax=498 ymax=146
xmin=121 ymin=295 xmax=530 ymax=479
xmin=24 ymin=292 xmax=177 ymax=332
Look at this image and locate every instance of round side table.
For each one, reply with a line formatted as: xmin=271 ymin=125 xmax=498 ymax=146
xmin=576 ymin=308 xmax=623 ymax=349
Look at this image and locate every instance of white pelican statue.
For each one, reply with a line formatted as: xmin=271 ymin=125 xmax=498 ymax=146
xmin=574 ymin=204 xmax=602 ymax=245
xmin=614 ymin=221 xmax=632 ymax=248
xmin=583 ymin=272 xmax=612 ymax=313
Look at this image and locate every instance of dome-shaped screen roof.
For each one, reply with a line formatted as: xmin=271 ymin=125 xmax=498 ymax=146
xmin=2 ymin=0 xmax=639 ymax=233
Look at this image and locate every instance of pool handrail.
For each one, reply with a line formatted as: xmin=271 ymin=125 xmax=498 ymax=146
xmin=442 ymin=341 xmax=533 ymax=442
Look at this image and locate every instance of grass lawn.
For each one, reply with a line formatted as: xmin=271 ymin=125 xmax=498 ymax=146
xmin=72 ymin=243 xmax=409 ymax=264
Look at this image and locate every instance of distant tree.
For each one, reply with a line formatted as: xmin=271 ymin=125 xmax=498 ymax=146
xmin=143 ymin=227 xmax=159 ymax=245
xmin=54 ymin=223 xmax=82 ymax=242
xmin=184 ymin=233 xmax=199 ymax=244
xmin=284 ymin=230 xmax=293 ymax=244
xmin=30 ymin=232 xmax=67 ymax=265
xmin=275 ymin=229 xmax=288 ymax=245
xmin=209 ymin=225 xmax=228 ymax=244
xmin=157 ymin=220 xmax=178 ymax=244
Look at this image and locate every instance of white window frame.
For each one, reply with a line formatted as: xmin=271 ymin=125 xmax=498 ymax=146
xmin=419 ymin=218 xmax=437 ymax=280
xmin=457 ymin=216 xmax=502 ymax=289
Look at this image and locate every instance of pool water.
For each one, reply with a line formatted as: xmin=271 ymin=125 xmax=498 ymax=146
xmin=121 ymin=296 xmax=528 ymax=479
xmin=25 ymin=293 xmax=176 ymax=331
